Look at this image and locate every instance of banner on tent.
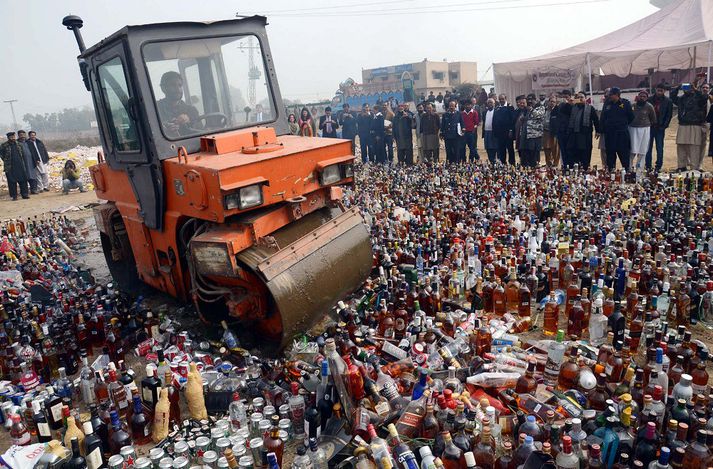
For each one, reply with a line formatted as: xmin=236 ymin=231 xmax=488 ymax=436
xmin=532 ymin=69 xmax=577 ymax=90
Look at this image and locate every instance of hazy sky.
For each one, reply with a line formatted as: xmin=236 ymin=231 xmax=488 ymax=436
xmin=0 ymin=0 xmax=659 ymax=126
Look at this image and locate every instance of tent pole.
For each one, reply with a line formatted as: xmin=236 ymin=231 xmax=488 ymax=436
xmin=586 ymin=53 xmax=593 ymax=103
xmin=708 ymin=41 xmax=712 ymax=83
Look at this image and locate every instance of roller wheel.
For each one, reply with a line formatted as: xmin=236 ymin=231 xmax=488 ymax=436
xmin=100 ymin=231 xmax=146 ymax=294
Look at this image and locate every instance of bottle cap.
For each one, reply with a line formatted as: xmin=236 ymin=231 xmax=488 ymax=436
xmin=659 ymin=447 xmax=671 ymax=465
xmin=464 ymin=452 xmax=475 ymax=467
xmin=524 ymin=435 xmax=534 ymax=445
xmin=83 ymin=421 xmax=93 ymax=434
xmin=419 ymin=446 xmax=433 ymax=459
xmin=526 ymin=415 xmax=536 ymax=423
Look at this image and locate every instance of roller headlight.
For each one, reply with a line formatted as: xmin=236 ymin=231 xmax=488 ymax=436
xmin=320 ymin=164 xmax=342 ymax=186
xmin=224 ymin=184 xmax=263 ymax=210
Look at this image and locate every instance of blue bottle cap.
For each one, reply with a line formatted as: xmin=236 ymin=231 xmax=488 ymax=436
xmin=525 ymin=435 xmax=534 ymax=445
xmin=526 ymin=415 xmax=536 ymax=423
xmin=656 ymin=347 xmax=664 ymax=364
xmin=659 ymin=447 xmax=670 ymax=465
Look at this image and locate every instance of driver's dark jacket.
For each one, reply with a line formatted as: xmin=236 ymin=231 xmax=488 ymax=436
xmin=157 ymin=99 xmax=200 ymax=135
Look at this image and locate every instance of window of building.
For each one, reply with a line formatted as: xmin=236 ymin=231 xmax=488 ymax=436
xmin=432 ymin=71 xmax=444 ymax=81
xmin=450 ymin=72 xmax=459 ymax=80
xmin=381 ymin=76 xmax=388 ymax=81
xmin=412 ymin=72 xmax=420 ymax=80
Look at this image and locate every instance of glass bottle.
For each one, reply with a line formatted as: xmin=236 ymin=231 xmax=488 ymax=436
xmin=108 ymin=410 xmax=131 ymax=455
xmin=567 ymin=295 xmax=585 ymax=338
xmin=493 ymin=279 xmax=506 ymax=316
xmin=67 ymin=437 xmax=86 ymax=469
xmin=514 ymin=435 xmax=535 ymax=467
xmin=515 ymin=359 xmax=537 ymax=394
xmin=387 ymin=423 xmax=418 ymax=469
xmin=635 ymin=422 xmax=659 ymax=468
xmin=557 ymin=346 xmax=580 ymax=391
xmin=589 ymin=298 xmax=608 ymax=346
xmin=289 ymin=382 xmax=306 ymax=438
xmin=544 ymin=329 xmax=566 ymax=386
xmin=649 ymin=447 xmax=671 ymax=469
xmin=473 ymin=425 xmax=495 ymax=468
xmin=83 ymin=421 xmax=104 ymax=469
xmin=140 ymin=365 xmax=161 ymax=410
xmin=543 ymin=292 xmax=559 ymax=336
xmin=682 ymin=429 xmax=712 ymax=468
xmin=555 ymin=436 xmax=580 ymax=469
xmin=440 ymin=431 xmax=464 ymax=469
xmin=10 ymin=414 xmax=30 ymax=446
xmin=369 ymin=424 xmax=395 ymax=468
xmin=229 ymin=392 xmax=248 ymax=433
xmin=691 ymin=352 xmax=709 ymax=397
xmin=495 ymin=441 xmax=515 ymax=469
xmin=672 ymin=374 xmax=693 ymax=405
xmin=164 ymin=370 xmax=181 ymax=426
xmin=588 ymin=373 xmax=610 ymax=411
xmin=79 ymin=355 xmax=96 ymax=406
xmin=130 ymin=391 xmax=151 ymax=445
xmin=422 ymin=404 xmax=439 ymax=440
xmin=107 ymin=369 xmax=129 ymax=417
xmin=264 ymin=416 xmax=284 ymax=467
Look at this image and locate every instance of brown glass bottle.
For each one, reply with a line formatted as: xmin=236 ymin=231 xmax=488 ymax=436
xmin=588 ymin=373 xmax=610 ymax=411
xmin=495 ymin=441 xmax=515 ymax=469
xmin=669 ymin=355 xmax=685 ymax=397
xmin=263 ymin=415 xmax=284 ymax=467
xmin=566 ymin=296 xmax=585 ymax=339
xmin=422 ymin=404 xmax=439 ymax=440
xmin=473 ymin=425 xmax=495 ymax=469
xmin=606 ymin=341 xmax=625 ymax=384
xmin=493 ymin=279 xmax=506 ymax=316
xmin=557 ymin=346 xmax=580 ymax=391
xmin=543 ymin=292 xmax=559 ymax=336
xmin=518 ymin=282 xmax=531 ymax=317
xmin=682 ymin=429 xmax=712 ymax=468
xmin=441 ymin=431 xmax=465 ymax=469
xmin=515 ymin=360 xmax=537 ymax=394
xmin=505 ymin=269 xmax=520 ymax=313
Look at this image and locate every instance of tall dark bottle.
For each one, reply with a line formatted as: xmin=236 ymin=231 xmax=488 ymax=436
xmin=82 ymin=421 xmax=104 ymax=469
xmin=67 ymin=437 xmax=87 ymax=469
xmin=108 ymin=410 xmax=132 ymax=455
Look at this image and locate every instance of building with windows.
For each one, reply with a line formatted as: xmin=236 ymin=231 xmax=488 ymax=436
xmin=361 ymin=59 xmax=478 ymax=100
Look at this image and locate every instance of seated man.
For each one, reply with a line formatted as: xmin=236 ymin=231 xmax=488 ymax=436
xmin=61 ymin=160 xmax=86 ymax=195
xmin=156 ymin=71 xmax=201 ymax=137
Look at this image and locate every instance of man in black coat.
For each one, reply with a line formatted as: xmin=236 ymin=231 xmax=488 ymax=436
xmin=356 ymin=104 xmax=373 ymax=163
xmin=319 ymin=107 xmax=339 ymax=138
xmin=493 ymin=94 xmax=515 ymax=165
xmin=338 ymin=104 xmax=358 ymax=153
xmin=600 ymin=87 xmax=634 ymax=171
xmin=645 ymin=85 xmax=673 ymax=172
xmin=27 ymin=131 xmax=50 ymax=191
xmin=371 ymin=105 xmax=387 ymax=164
xmin=440 ymin=100 xmax=464 ymax=164
xmin=553 ymin=90 xmax=573 ymax=168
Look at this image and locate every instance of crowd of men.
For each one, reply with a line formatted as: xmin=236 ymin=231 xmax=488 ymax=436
xmin=0 ymin=130 xmax=85 ymax=201
xmin=295 ymin=78 xmax=713 ymax=173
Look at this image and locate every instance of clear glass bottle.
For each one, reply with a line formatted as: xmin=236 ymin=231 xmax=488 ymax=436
xmin=555 ymin=436 xmax=580 ymax=469
xmin=544 ymin=329 xmax=565 ymax=386
xmin=288 ymin=382 xmax=306 ymax=438
xmin=589 ymin=298 xmax=607 ymax=346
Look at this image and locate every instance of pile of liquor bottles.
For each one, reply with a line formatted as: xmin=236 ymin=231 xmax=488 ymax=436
xmin=1 ymin=162 xmax=713 ymax=469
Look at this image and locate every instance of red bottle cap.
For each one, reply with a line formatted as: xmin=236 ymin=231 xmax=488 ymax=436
xmin=291 ymin=381 xmax=299 ymax=396
xmin=653 ymin=385 xmax=663 ymax=401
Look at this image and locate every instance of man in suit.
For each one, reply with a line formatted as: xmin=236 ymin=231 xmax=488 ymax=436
xmin=27 ymin=131 xmax=50 ymax=192
xmin=493 ymin=94 xmax=515 ymax=165
xmin=440 ymin=100 xmax=463 ymax=163
xmin=371 ymin=105 xmax=386 ymax=163
xmin=252 ymin=103 xmax=267 ymax=122
xmin=356 ymin=104 xmax=373 ymax=163
xmin=339 ymin=104 xmax=358 ymax=153
xmin=319 ymin=107 xmax=339 ymax=138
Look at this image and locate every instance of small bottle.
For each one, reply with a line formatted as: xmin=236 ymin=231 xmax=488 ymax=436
xmin=140 ymin=365 xmax=161 ymax=410
xmin=130 ymin=391 xmax=151 ymax=445
xmin=308 ymin=437 xmax=328 ymax=469
xmin=543 ymin=330 xmax=565 ymax=386
xmin=10 ymin=414 xmax=30 ymax=446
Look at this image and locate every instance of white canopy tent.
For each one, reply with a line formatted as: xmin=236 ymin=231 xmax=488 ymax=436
xmin=493 ymin=0 xmax=713 ymax=100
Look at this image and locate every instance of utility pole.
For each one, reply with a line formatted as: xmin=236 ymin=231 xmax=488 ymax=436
xmin=3 ymin=99 xmax=18 ymax=129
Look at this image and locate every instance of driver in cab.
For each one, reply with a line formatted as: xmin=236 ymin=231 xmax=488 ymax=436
xmin=157 ymin=71 xmax=200 ymax=137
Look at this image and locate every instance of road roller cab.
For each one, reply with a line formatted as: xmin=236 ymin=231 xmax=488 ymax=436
xmin=62 ymin=15 xmax=372 ymax=349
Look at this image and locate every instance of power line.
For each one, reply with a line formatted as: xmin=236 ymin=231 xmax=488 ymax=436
xmin=251 ymin=0 xmax=608 ymax=17
xmin=245 ymin=0 xmax=415 ymax=14
xmin=248 ymin=0 xmax=525 ymax=14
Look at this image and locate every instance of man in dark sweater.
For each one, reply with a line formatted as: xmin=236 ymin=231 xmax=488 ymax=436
xmin=600 ymin=87 xmax=634 ymax=171
xmin=646 ymin=85 xmax=673 ymax=172
xmin=440 ymin=100 xmax=464 ymax=164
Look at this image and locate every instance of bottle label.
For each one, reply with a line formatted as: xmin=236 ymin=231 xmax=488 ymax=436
xmin=50 ymin=402 xmax=63 ymax=423
xmin=375 ymin=401 xmax=390 ymax=417
xmin=399 ymin=411 xmax=422 ymax=428
xmin=150 ymin=325 xmax=160 ymax=338
xmin=86 ymin=447 xmax=103 ymax=469
xmin=37 ymin=422 xmax=50 ymax=437
xmin=381 ymin=341 xmax=408 ymax=360
xmin=692 ymin=383 xmax=708 ymax=396
xmin=143 ymin=386 xmax=158 ymax=403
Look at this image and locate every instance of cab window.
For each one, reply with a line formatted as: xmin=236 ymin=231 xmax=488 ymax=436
xmin=143 ymin=35 xmax=274 ymax=141
xmin=97 ymin=57 xmax=140 ymax=152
